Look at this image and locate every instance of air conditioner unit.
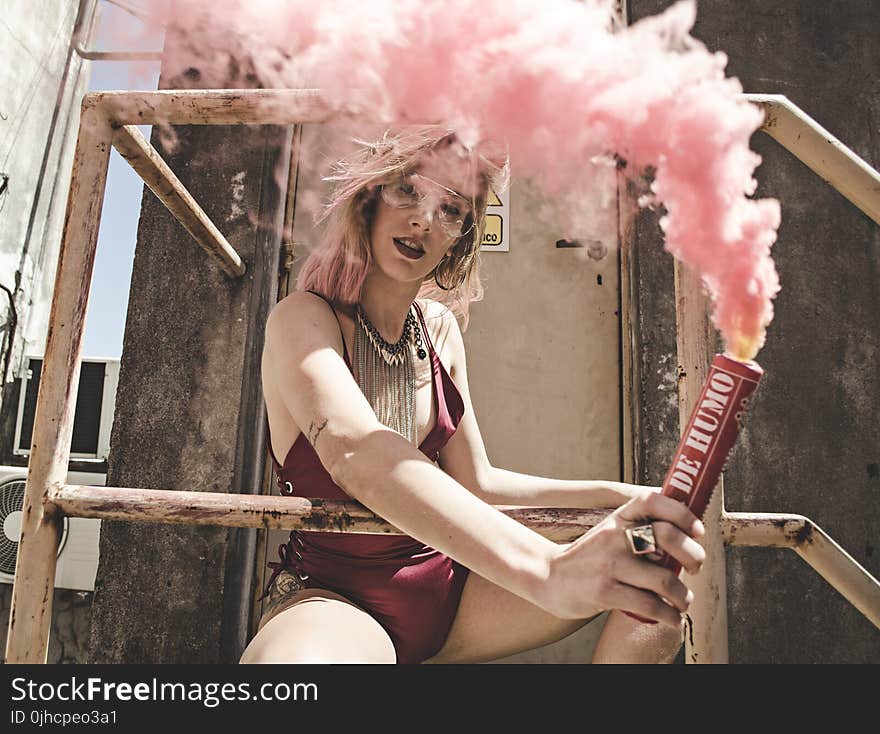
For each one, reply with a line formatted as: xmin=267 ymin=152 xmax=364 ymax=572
xmin=13 ymin=356 xmax=119 ymax=462
xmin=0 ymin=467 xmax=103 ymax=591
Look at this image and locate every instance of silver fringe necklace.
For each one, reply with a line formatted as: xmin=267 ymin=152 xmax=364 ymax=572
xmin=353 ymin=302 xmax=427 ymax=446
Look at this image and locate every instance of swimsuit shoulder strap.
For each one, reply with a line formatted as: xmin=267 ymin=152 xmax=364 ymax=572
xmin=412 ymin=299 xmax=436 ymax=357
xmin=304 ymin=289 xmax=349 ymax=364
xmin=412 ymin=299 xmax=465 ymax=441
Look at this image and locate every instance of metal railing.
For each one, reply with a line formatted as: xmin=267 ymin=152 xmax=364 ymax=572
xmin=5 ymin=89 xmax=879 ymax=663
xmin=744 ymin=94 xmax=880 ymax=225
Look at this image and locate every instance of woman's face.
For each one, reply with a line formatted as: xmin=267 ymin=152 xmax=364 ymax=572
xmin=368 ymin=146 xmax=480 ymax=286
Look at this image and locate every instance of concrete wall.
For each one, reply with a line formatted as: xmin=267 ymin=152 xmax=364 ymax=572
xmin=0 ymin=0 xmax=93 ymax=429
xmin=629 ymin=0 xmax=880 ymax=662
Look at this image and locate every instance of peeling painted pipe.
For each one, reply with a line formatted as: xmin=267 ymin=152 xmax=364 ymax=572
xmin=51 ymin=483 xmax=610 ymax=543
xmin=723 ymin=512 xmax=880 ymax=630
xmin=74 ymin=47 xmax=164 ymax=62
xmin=747 ymin=93 xmax=880 ymax=225
xmin=4 ymin=105 xmax=113 ymax=664
xmin=111 ymin=124 xmax=245 ymax=277
xmin=90 ymin=89 xmax=339 ymax=126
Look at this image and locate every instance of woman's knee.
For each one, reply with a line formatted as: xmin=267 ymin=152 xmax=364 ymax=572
xmin=240 ymin=595 xmax=397 ymax=664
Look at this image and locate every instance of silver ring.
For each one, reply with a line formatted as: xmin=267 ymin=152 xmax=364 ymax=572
xmin=625 ymin=524 xmax=657 ymax=556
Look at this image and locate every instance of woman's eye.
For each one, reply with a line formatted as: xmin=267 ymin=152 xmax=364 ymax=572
xmin=398 ymin=182 xmax=417 ymax=197
xmin=440 ymin=202 xmax=462 ymax=219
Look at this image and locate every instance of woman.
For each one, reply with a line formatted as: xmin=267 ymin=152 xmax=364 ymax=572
xmin=240 ymin=127 xmax=705 ymax=664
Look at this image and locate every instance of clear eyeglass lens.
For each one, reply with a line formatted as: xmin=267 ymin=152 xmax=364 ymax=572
xmin=381 ymin=177 xmax=474 ymax=238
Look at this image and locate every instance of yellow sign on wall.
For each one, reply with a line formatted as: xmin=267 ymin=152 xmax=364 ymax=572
xmin=480 ymin=186 xmax=509 ymax=252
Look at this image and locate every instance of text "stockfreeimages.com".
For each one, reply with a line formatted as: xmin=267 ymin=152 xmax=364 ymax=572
xmin=10 ymin=678 xmax=318 ymax=708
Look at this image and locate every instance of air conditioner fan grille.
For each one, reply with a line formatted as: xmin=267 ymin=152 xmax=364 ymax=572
xmin=1 ymin=480 xmax=67 ymax=576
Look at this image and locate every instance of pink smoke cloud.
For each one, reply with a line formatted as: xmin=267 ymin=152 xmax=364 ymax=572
xmin=128 ymin=0 xmax=780 ymax=359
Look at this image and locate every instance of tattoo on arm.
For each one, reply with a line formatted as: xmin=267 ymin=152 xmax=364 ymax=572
xmin=307 ymin=418 xmax=328 ymax=448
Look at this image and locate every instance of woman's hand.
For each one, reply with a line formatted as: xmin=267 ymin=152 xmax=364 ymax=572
xmin=538 ymin=490 xmax=706 ymax=627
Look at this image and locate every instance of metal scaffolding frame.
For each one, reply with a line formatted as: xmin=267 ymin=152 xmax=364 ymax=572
xmin=5 ymin=89 xmax=879 ymax=663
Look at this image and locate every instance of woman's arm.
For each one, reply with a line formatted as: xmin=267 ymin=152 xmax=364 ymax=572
xmin=265 ymin=292 xmax=561 ymax=610
xmin=480 ymin=468 xmax=652 ymax=509
xmin=267 ymin=292 xmax=703 ymax=625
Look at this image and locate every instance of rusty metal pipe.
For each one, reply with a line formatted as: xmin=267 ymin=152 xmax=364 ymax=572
xmin=4 ymin=105 xmax=113 ymax=664
xmin=89 ymin=89 xmax=340 ymax=126
xmin=747 ymin=93 xmax=880 ymax=225
xmin=111 ymin=124 xmax=245 ymax=277
xmin=51 ymin=483 xmax=610 ymax=543
xmin=723 ymin=512 xmax=880 ymax=630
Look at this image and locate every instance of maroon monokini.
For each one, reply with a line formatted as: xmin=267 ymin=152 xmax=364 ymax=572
xmin=263 ymin=292 xmax=470 ymax=663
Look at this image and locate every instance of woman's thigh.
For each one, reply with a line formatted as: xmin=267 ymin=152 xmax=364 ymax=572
xmin=423 ymin=570 xmax=600 ymax=664
xmin=240 ymin=587 xmax=397 ymax=664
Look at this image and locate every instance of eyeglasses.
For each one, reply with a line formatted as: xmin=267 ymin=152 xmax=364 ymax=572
xmin=380 ymin=173 xmax=475 ymax=238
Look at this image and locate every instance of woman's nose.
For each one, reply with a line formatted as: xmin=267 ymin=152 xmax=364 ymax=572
xmin=409 ymin=203 xmax=434 ymax=230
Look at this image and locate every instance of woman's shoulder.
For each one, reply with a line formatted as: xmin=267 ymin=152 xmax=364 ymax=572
xmin=270 ymin=290 xmax=352 ymax=321
xmin=416 ymin=297 xmax=458 ymax=333
xmin=266 ymin=291 xmax=347 ymax=351
xmin=416 ymin=297 xmax=455 ymax=324
xmin=272 ymin=289 xmax=321 ymax=310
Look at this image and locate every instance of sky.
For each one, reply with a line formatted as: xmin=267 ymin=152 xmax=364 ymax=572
xmin=81 ymin=1 xmax=162 ymax=359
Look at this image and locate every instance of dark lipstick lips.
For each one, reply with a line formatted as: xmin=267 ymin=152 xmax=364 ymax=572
xmin=393 ymin=237 xmax=425 ymax=258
